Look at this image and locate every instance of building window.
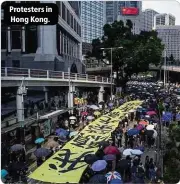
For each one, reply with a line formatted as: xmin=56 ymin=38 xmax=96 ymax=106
xmin=12 ymin=60 xmax=20 ymax=68
xmin=70 ymin=14 xmax=73 ymax=28
xmin=57 ymin=2 xmax=61 ymax=16
xmin=62 ymin=3 xmax=66 ymax=20
xmin=74 ymin=19 xmax=77 ymax=32
xmin=1 ymin=29 xmax=7 ymax=49
xmin=67 ymin=9 xmax=70 ymax=25
xmin=1 ymin=60 xmax=5 ymax=67
xmin=11 ymin=29 xmax=21 ymax=49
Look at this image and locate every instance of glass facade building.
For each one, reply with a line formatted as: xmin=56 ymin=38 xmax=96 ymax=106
xmin=81 ymin=1 xmax=105 ymax=43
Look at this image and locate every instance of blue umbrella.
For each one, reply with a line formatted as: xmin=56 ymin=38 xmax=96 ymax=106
xmin=108 ymin=103 xmax=114 ymax=107
xmin=162 ymin=112 xmax=172 ymax=122
xmin=127 ymin=128 xmax=139 ymax=136
xmin=35 ymin=138 xmax=45 ymax=144
xmin=34 ymin=148 xmax=51 ymax=158
xmin=1 ymin=169 xmax=8 ymax=178
xmin=176 ymin=114 xmax=180 ymax=121
xmin=134 ymin=146 xmax=145 ymax=152
xmin=55 ymin=128 xmax=69 ymax=137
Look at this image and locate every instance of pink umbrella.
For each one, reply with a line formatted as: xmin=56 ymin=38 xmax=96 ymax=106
xmin=81 ymin=111 xmax=88 ymax=116
xmin=146 ymin=111 xmax=157 ymax=116
xmin=136 ymin=124 xmax=144 ymax=130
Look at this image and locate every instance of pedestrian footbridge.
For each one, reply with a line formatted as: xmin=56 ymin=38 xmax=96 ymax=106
xmin=1 ymin=67 xmax=114 ymax=88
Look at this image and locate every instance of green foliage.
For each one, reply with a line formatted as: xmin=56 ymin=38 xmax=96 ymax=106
xmin=86 ymin=20 xmax=164 ymax=89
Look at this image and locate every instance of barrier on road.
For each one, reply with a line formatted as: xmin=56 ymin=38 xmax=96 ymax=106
xmin=29 ymin=100 xmax=142 ymax=183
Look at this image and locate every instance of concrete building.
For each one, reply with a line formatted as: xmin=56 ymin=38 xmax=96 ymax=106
xmin=156 ymin=25 xmax=180 ymax=63
xmin=154 ymin=13 xmax=175 ymax=29
xmin=1 ymin=1 xmax=85 ymax=73
xmin=81 ymin=1 xmax=105 ymax=54
xmin=106 ymin=1 xmax=142 ymax=34
xmin=141 ymin=9 xmax=159 ymax=31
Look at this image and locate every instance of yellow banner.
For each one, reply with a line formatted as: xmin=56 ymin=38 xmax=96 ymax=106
xmin=29 ymin=100 xmax=142 ymax=183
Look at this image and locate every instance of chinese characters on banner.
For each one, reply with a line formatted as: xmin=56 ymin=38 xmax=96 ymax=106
xmin=29 ymin=100 xmax=142 ymax=183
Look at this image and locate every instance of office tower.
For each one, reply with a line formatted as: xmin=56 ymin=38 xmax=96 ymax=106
xmin=1 ymin=1 xmax=85 ymax=73
xmin=106 ymin=1 xmax=142 ymax=34
xmin=141 ymin=9 xmax=159 ymax=31
xmin=81 ymin=1 xmax=105 ymax=54
xmin=156 ymin=25 xmax=180 ymax=63
xmin=154 ymin=13 xmax=175 ymax=29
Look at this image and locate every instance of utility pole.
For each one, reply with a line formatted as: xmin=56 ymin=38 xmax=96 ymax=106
xmin=16 ymin=79 xmax=27 ymax=143
xmin=164 ymin=50 xmax=167 ymax=88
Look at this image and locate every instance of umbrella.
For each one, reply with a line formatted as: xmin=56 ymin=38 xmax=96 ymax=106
xmin=99 ymin=141 xmax=110 ymax=148
xmin=162 ymin=112 xmax=172 ymax=122
xmin=139 ymin=120 xmax=149 ymax=126
xmin=136 ymin=124 xmax=144 ymax=130
xmin=153 ymin=129 xmax=158 ymax=138
xmin=108 ymin=103 xmax=114 ymax=107
xmin=44 ymin=140 xmax=59 ymax=149
xmin=69 ymin=131 xmax=78 ymax=138
xmin=103 ymin=154 xmax=116 ymax=161
xmin=106 ymin=171 xmax=122 ymax=183
xmin=99 ymin=101 xmax=104 ymax=105
xmin=69 ymin=116 xmax=76 ymax=120
xmin=89 ymin=174 xmax=107 ymax=183
xmin=123 ymin=149 xmax=133 ymax=156
xmin=34 ymin=148 xmax=51 ymax=158
xmin=134 ymin=146 xmax=145 ymax=152
xmin=104 ymin=146 xmax=120 ymax=155
xmin=146 ymin=125 xmax=155 ymax=130
xmin=8 ymin=162 xmax=28 ymax=172
xmin=146 ymin=111 xmax=157 ymax=116
xmin=145 ymin=130 xmax=154 ymax=137
xmin=145 ymin=115 xmax=150 ymax=118
xmin=84 ymin=154 xmax=98 ymax=165
xmin=129 ymin=109 xmax=135 ymax=113
xmin=176 ymin=114 xmax=180 ymax=121
xmin=90 ymin=105 xmax=99 ymax=110
xmin=87 ymin=116 xmax=95 ymax=120
xmin=10 ymin=144 xmax=24 ymax=152
xmin=94 ymin=111 xmax=101 ymax=116
xmin=35 ymin=138 xmax=45 ymax=144
xmin=118 ymin=159 xmax=131 ymax=169
xmin=55 ymin=128 xmax=69 ymax=137
xmin=127 ymin=128 xmax=139 ymax=136
xmin=81 ymin=111 xmax=88 ymax=116
xmin=91 ymin=160 xmax=107 ymax=172
xmin=109 ymin=179 xmax=123 ymax=184
xmin=131 ymin=149 xmax=143 ymax=155
xmin=1 ymin=169 xmax=8 ymax=178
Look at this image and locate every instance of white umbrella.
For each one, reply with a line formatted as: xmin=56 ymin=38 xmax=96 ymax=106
xmin=146 ymin=125 xmax=155 ymax=130
xmin=123 ymin=149 xmax=133 ymax=156
xmin=69 ymin=116 xmax=76 ymax=120
xmin=153 ymin=129 xmax=158 ymax=138
xmin=145 ymin=115 xmax=150 ymax=118
xmin=90 ymin=105 xmax=99 ymax=110
xmin=131 ymin=149 xmax=143 ymax=155
xmin=87 ymin=116 xmax=95 ymax=120
xmin=129 ymin=109 xmax=135 ymax=113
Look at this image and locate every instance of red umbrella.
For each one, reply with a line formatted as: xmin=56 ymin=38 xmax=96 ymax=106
xmin=81 ymin=111 xmax=88 ymax=116
xmin=139 ymin=120 xmax=149 ymax=126
xmin=146 ymin=111 xmax=156 ymax=116
xmin=104 ymin=146 xmax=120 ymax=155
xmin=136 ymin=124 xmax=144 ymax=130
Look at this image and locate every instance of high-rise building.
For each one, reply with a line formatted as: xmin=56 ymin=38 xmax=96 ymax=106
xmin=154 ymin=13 xmax=175 ymax=29
xmin=156 ymin=25 xmax=180 ymax=63
xmin=1 ymin=1 xmax=85 ymax=73
xmin=106 ymin=1 xmax=142 ymax=34
xmin=81 ymin=1 xmax=105 ymax=44
xmin=141 ymin=9 xmax=159 ymax=31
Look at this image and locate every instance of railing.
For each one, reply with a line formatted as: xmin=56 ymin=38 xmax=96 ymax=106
xmin=1 ymin=67 xmax=113 ymax=84
xmin=150 ymin=65 xmax=180 ymax=72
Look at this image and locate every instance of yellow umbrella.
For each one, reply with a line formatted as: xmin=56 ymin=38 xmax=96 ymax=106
xmin=94 ymin=111 xmax=101 ymax=116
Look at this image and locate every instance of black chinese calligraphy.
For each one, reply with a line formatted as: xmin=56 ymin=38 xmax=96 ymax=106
xmin=49 ymin=149 xmax=93 ymax=173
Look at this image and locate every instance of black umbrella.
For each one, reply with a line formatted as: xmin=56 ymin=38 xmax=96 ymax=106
xmin=34 ymin=148 xmax=51 ymax=158
xmin=10 ymin=144 xmax=24 ymax=152
xmin=84 ymin=154 xmax=98 ymax=165
xmin=8 ymin=162 xmax=28 ymax=172
xmin=145 ymin=130 xmax=154 ymax=137
xmin=88 ymin=174 xmax=107 ymax=184
xmin=99 ymin=101 xmax=104 ymax=105
xmin=118 ymin=159 xmax=131 ymax=170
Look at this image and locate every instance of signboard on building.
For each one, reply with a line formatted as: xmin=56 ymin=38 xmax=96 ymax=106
xmin=121 ymin=7 xmax=139 ymax=15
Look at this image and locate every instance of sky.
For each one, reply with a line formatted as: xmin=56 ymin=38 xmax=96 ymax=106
xmin=142 ymin=0 xmax=180 ymax=25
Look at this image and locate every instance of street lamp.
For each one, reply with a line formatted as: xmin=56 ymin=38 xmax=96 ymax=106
xmin=100 ymin=47 xmax=123 ymax=101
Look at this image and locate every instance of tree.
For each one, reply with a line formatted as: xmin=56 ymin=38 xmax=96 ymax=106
xmin=86 ymin=20 xmax=164 ymax=90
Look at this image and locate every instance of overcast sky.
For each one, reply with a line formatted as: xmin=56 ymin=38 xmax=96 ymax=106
xmin=142 ymin=0 xmax=180 ymax=25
